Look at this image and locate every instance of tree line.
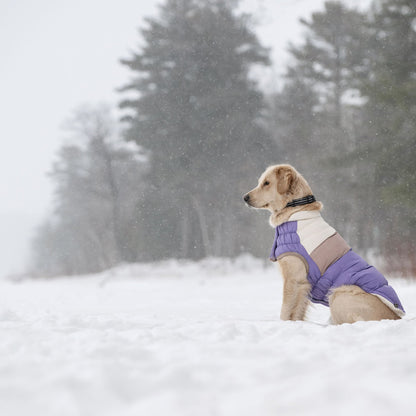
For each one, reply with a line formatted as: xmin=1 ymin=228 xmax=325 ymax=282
xmin=31 ymin=0 xmax=416 ymax=276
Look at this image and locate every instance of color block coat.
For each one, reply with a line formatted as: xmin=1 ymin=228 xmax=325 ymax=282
xmin=270 ymin=211 xmax=405 ymax=316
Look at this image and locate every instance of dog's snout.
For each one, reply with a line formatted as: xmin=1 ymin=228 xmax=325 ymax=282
xmin=243 ymin=194 xmax=250 ymax=203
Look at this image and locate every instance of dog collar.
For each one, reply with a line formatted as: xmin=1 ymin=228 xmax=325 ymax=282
xmin=285 ymin=195 xmax=316 ymax=208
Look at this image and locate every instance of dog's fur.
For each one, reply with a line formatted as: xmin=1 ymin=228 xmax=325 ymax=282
xmin=244 ymin=164 xmax=401 ymax=324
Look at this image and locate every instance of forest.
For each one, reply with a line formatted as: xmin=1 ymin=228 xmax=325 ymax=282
xmin=31 ymin=0 xmax=416 ymax=277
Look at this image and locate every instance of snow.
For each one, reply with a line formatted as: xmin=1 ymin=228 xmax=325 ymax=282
xmin=1 ymin=256 xmax=416 ymax=416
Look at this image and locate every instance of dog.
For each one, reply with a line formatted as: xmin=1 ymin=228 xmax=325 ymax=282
xmin=244 ymin=164 xmax=405 ymax=324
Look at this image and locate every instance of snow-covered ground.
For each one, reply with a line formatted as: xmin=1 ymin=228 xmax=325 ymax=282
xmin=1 ymin=256 xmax=415 ymax=416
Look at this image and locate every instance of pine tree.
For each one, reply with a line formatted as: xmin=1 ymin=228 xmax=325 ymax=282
xmin=281 ymin=1 xmax=372 ymax=247
xmin=270 ymin=76 xmax=320 ymax=170
xmin=288 ymin=1 xmax=370 ymax=127
xmin=119 ymin=0 xmax=275 ymax=259
xmin=361 ymin=0 xmax=416 ymax=273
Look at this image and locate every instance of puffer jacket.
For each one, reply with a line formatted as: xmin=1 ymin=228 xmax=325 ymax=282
xmin=269 ymin=210 xmax=405 ymax=316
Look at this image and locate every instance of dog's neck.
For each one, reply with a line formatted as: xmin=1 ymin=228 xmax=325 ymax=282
xmin=285 ymin=195 xmax=316 ymax=208
xmin=269 ymin=201 xmax=323 ymax=227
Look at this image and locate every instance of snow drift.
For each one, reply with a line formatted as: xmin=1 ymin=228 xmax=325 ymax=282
xmin=0 ymin=256 xmax=415 ymax=416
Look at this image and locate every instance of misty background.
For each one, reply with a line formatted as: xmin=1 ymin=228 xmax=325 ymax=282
xmin=2 ymin=0 xmax=414 ymax=278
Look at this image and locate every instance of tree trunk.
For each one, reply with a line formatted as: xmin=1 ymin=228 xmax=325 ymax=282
xmin=334 ymin=42 xmax=343 ymax=128
xmin=100 ymin=138 xmax=123 ymax=263
xmin=180 ymin=206 xmax=190 ymax=258
xmin=192 ymin=196 xmax=212 ymax=257
xmin=213 ymin=214 xmax=223 ymax=257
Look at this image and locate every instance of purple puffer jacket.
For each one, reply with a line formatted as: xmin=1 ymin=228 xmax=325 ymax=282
xmin=269 ymin=211 xmax=405 ymax=316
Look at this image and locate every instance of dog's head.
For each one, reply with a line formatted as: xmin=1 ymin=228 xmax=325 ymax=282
xmin=243 ymin=164 xmax=316 ymax=224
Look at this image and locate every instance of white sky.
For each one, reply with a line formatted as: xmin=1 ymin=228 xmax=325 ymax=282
xmin=0 ymin=0 xmax=369 ymax=277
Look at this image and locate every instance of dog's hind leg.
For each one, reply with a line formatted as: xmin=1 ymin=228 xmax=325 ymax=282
xmin=329 ymin=285 xmax=400 ymax=324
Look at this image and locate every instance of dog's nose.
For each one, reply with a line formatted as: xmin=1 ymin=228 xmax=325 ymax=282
xmin=243 ymin=194 xmax=250 ymax=203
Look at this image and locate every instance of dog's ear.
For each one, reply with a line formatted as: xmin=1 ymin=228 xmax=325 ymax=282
xmin=275 ymin=166 xmax=296 ymax=194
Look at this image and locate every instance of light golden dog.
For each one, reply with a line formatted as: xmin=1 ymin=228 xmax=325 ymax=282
xmin=244 ymin=164 xmax=401 ymax=324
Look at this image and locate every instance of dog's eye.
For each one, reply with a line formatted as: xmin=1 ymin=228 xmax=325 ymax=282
xmin=263 ymin=181 xmax=270 ymax=187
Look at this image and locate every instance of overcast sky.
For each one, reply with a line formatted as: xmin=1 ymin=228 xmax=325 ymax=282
xmin=0 ymin=0 xmax=369 ymax=278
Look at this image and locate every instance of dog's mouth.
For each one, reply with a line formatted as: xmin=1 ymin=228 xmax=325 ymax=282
xmin=243 ymin=194 xmax=270 ymax=209
xmin=247 ymin=201 xmax=270 ymax=209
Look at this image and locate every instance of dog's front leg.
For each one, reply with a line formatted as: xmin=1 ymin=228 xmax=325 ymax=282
xmin=278 ymin=256 xmax=311 ymax=321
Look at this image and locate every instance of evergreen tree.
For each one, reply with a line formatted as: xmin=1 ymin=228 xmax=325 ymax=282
xmin=271 ymin=76 xmax=320 ymax=166
xmin=288 ymin=1 xmax=370 ymax=127
xmin=119 ymin=0 xmax=276 ymax=259
xmin=361 ymin=0 xmax=416 ymax=273
xmin=281 ymin=0 xmax=416 ymax=271
xmin=281 ymin=1 xmax=371 ymax=248
xmin=269 ymin=75 xmax=325 ymax=192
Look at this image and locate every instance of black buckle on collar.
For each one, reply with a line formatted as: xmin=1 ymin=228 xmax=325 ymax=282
xmin=285 ymin=195 xmax=316 ymax=208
